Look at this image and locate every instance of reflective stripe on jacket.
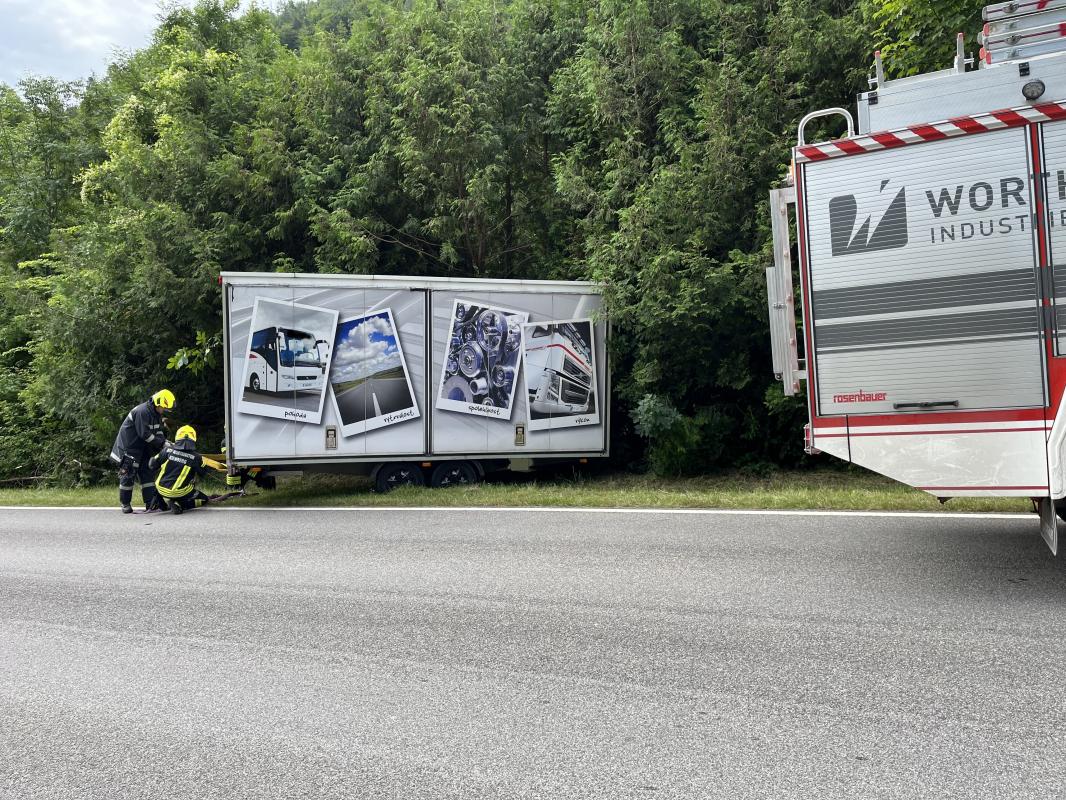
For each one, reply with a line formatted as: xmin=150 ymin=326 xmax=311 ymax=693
xmin=149 ymin=440 xmax=205 ymax=499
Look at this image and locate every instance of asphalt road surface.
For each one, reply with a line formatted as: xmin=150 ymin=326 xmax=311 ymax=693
xmin=334 ymin=376 xmax=414 ymax=425
xmin=2 ymin=507 xmax=1066 ymax=799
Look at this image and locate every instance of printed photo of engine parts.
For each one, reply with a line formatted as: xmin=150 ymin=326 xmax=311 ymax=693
xmin=437 ymin=300 xmax=528 ymax=419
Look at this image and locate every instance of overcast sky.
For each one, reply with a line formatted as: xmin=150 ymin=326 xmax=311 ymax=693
xmin=0 ymin=0 xmax=277 ymax=88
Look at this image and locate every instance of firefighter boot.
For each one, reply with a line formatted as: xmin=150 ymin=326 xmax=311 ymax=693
xmin=120 ymin=487 xmax=134 ymax=514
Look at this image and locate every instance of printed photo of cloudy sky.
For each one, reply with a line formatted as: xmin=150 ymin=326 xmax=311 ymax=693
xmin=331 ymin=312 xmax=404 ymax=387
xmin=329 ymin=310 xmax=417 ymax=430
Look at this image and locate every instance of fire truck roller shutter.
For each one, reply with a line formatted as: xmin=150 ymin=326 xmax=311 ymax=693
xmin=802 ymin=126 xmax=1046 ymax=417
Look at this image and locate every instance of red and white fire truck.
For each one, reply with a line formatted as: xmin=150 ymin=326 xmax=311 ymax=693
xmin=767 ymin=0 xmax=1066 ymax=554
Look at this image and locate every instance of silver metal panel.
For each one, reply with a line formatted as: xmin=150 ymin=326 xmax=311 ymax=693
xmin=813 ymin=268 xmax=1036 ymax=318
xmin=857 ymin=51 xmax=1066 ymax=134
xmin=816 ymin=339 xmax=1045 ymax=413
xmin=802 ymin=127 xmax=1045 ymax=416
xmin=428 ymin=290 xmax=607 ymax=455
xmin=221 ymin=272 xmax=598 ymax=293
xmin=767 ymin=186 xmax=802 ymax=395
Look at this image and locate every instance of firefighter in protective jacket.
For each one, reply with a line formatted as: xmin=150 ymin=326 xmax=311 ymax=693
xmin=149 ymin=425 xmax=223 ymax=514
xmin=110 ymin=389 xmax=174 ymax=513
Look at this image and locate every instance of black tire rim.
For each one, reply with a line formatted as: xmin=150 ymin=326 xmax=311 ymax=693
xmin=386 ymin=467 xmax=417 ymax=488
xmin=436 ymin=464 xmax=473 ymax=487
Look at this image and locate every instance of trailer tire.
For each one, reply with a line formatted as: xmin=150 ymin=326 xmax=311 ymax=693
xmin=254 ymin=474 xmax=277 ymax=491
xmin=430 ymin=461 xmax=478 ymax=489
xmin=1055 ymin=498 xmax=1066 ymax=524
xmin=375 ymin=462 xmax=425 ymax=493
xmin=249 ymin=374 xmax=260 ymax=391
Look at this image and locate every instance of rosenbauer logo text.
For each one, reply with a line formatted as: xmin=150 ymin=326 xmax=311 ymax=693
xmin=832 ymin=390 xmax=887 ymax=403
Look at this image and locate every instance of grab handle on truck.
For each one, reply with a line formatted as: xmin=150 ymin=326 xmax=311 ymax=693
xmin=892 ymin=400 xmax=960 ymax=411
xmin=797 ymin=108 xmax=855 ymax=147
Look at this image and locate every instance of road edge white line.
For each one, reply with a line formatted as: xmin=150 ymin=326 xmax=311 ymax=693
xmin=0 ymin=505 xmax=1036 ymax=520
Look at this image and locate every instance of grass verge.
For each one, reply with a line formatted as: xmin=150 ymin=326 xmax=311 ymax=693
xmin=0 ymin=469 xmax=1035 ymax=513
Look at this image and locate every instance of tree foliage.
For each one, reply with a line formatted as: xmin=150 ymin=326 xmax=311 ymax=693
xmin=867 ymin=0 xmax=986 ymax=78
xmin=0 ymin=0 xmax=992 ymax=481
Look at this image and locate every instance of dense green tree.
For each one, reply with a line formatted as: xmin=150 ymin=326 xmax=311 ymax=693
xmin=550 ymin=0 xmax=866 ymax=470
xmin=867 ymin=0 xmax=986 ymax=78
xmin=25 ymin=1 xmax=290 ymax=465
xmin=0 ymin=0 xmax=1001 ymax=481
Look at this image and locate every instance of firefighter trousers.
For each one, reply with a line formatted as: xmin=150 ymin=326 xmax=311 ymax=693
xmin=118 ymin=456 xmax=160 ymax=510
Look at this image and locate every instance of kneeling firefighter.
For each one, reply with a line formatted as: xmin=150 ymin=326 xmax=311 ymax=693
xmin=110 ymin=389 xmax=174 ymax=513
xmin=149 ymin=425 xmax=226 ymax=514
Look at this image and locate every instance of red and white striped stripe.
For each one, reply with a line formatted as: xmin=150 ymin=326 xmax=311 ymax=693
xmin=795 ymin=100 xmax=1066 ymax=163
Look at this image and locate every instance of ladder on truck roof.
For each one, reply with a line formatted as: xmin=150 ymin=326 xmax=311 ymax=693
xmin=981 ymin=0 xmax=1066 ymax=64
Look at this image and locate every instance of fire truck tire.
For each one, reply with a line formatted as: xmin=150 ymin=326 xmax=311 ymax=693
xmin=429 ymin=461 xmax=478 ymax=489
xmin=249 ymin=374 xmax=260 ymax=391
xmin=375 ymin=462 xmax=425 ymax=493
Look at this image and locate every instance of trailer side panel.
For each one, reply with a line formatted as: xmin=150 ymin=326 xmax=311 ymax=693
xmin=223 ymin=275 xmax=607 ymax=465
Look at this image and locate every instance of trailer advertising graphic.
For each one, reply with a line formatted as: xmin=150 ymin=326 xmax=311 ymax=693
xmin=521 ymin=319 xmax=599 ymax=431
xmin=436 ymin=299 xmax=528 ymax=420
xmin=328 ymin=309 xmax=420 ymax=437
xmin=239 ymin=298 xmax=338 ymax=425
xmin=225 ymin=279 xmax=606 ymax=461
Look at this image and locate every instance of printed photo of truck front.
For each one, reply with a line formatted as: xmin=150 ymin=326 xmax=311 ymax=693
xmin=522 ymin=319 xmax=598 ymax=431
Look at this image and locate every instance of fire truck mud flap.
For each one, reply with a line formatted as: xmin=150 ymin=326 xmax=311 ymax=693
xmin=1039 ymin=498 xmax=1059 ymax=556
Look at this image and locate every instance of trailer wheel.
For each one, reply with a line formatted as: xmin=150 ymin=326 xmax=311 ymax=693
xmin=249 ymin=373 xmax=260 ymax=391
xmin=375 ymin=462 xmax=425 ymax=493
xmin=254 ymin=473 xmax=276 ymax=491
xmin=430 ymin=461 xmax=478 ymax=489
xmin=1055 ymin=498 xmax=1066 ymax=524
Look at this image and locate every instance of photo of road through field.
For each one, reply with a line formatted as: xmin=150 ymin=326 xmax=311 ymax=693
xmin=333 ymin=370 xmax=413 ymax=424
xmin=242 ymin=389 xmax=321 ymax=411
xmin=329 ymin=310 xmax=420 ymax=434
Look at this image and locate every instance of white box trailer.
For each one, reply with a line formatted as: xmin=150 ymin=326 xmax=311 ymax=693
xmin=767 ymin=4 xmax=1066 ymax=554
xmin=222 ymin=273 xmax=608 ymax=490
